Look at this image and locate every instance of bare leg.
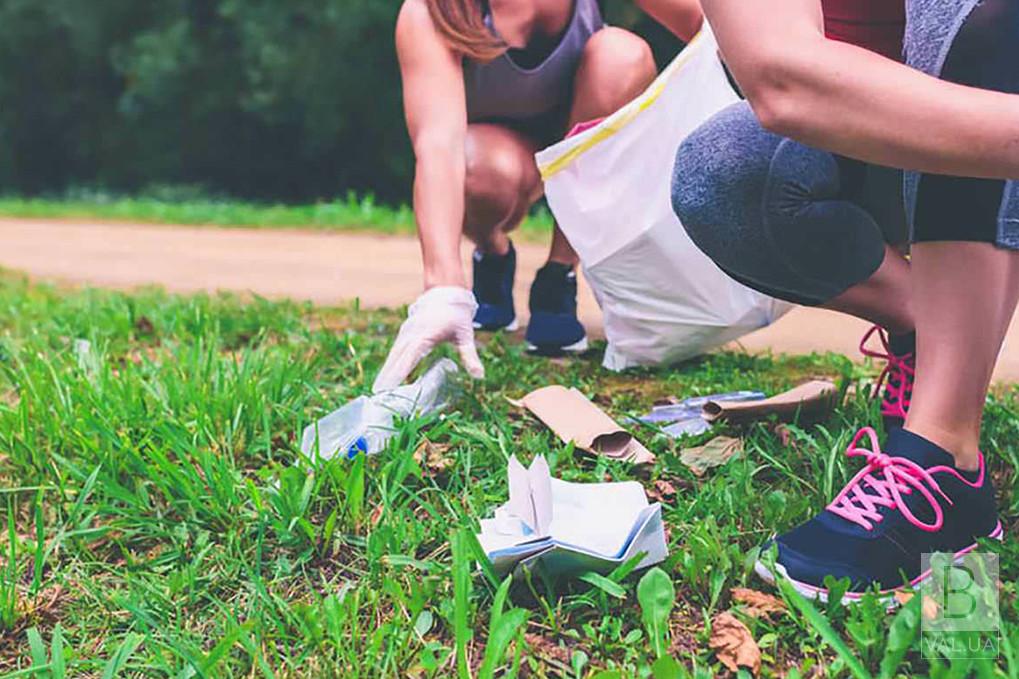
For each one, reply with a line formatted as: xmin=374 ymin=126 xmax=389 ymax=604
xmin=463 ymin=123 xmax=542 ymax=255
xmin=904 ymin=242 xmax=1019 ymax=469
xmin=546 ymin=27 xmax=659 ymax=267
xmin=821 ymin=245 xmax=914 ymax=335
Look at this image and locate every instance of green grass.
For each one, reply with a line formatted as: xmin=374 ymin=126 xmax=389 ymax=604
xmin=0 ymin=272 xmax=1016 ymax=677
xmin=0 ymin=191 xmax=555 ymax=241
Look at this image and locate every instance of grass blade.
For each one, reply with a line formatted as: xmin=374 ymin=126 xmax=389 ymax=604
xmin=451 ymin=529 xmax=473 ymax=679
xmin=101 ymin=633 xmax=144 ymax=679
xmin=478 ymin=608 xmax=528 ymax=679
xmin=777 ymin=578 xmax=871 ymax=679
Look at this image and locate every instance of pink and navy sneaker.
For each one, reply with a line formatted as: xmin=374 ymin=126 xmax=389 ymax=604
xmin=755 ymin=427 xmax=1002 ymax=604
xmin=860 ymin=326 xmax=915 ymax=430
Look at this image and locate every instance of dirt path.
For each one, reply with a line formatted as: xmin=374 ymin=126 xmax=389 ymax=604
xmin=3 ymin=217 xmax=1018 ymax=381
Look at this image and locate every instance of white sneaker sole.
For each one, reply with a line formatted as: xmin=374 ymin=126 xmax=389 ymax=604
xmin=526 ymin=336 xmax=589 ymax=354
xmin=474 ymin=318 xmax=519 ymax=332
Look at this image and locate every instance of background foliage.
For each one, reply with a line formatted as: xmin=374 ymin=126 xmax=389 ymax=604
xmin=0 ymin=0 xmax=681 ymax=204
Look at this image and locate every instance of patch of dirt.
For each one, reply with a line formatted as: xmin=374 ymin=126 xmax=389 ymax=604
xmin=0 ymin=585 xmax=72 ymax=672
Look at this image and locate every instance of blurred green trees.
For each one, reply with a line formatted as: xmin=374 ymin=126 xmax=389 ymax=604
xmin=0 ymin=0 xmax=680 ymax=203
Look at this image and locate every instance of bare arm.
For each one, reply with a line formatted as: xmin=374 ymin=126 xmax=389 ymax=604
xmin=396 ymin=0 xmax=469 ymax=289
xmin=635 ymin=0 xmax=703 ymax=44
xmin=702 ymin=0 xmax=1019 ymax=179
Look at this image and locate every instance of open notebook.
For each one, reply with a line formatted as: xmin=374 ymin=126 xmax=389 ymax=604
xmin=477 ymin=456 xmax=668 ymax=576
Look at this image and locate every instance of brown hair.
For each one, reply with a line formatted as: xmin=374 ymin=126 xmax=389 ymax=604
xmin=426 ymin=0 xmax=507 ymax=62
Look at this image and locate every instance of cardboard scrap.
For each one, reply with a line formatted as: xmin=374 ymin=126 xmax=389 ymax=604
xmin=709 ymin=612 xmax=761 ymax=675
xmin=702 ymin=380 xmax=838 ymax=425
xmin=680 ymin=436 xmax=743 ymax=476
xmin=514 ymin=386 xmax=655 ymax=464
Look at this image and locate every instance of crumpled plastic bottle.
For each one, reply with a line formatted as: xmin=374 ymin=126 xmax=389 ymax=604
xmin=300 ymin=358 xmax=459 ymax=460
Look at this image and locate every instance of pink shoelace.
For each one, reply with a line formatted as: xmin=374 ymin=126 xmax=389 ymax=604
xmin=827 ymin=427 xmax=951 ymax=532
xmin=860 ymin=325 xmax=915 ymax=420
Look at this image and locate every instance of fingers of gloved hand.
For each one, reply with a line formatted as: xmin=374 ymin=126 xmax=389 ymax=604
xmin=455 ymin=333 xmax=485 ymax=380
xmin=373 ymin=286 xmax=478 ymax=392
xmin=372 ymin=327 xmax=431 ymax=393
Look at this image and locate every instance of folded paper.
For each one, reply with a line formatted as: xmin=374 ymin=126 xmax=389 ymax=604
xmin=477 ymin=455 xmax=668 ymax=577
xmin=514 ymin=385 xmax=655 ymax=464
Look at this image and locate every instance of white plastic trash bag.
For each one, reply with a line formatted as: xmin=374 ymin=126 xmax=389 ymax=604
xmin=536 ymin=25 xmax=792 ymax=371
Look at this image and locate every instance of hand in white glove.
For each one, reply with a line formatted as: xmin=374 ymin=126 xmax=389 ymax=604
xmin=372 ymin=286 xmax=485 ymax=393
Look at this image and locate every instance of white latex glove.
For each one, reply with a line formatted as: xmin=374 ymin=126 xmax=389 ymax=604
xmin=373 ymin=286 xmax=485 ymax=393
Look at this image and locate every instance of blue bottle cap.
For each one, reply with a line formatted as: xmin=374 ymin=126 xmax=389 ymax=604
xmin=346 ymin=436 xmax=369 ymax=460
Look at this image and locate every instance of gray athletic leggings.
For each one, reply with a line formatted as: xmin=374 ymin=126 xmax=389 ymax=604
xmin=671 ymin=101 xmax=907 ymax=306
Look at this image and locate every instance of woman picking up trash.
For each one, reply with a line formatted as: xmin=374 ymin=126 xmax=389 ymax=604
xmin=673 ymin=0 xmax=1018 ymax=601
xmin=373 ymin=0 xmax=703 ymax=392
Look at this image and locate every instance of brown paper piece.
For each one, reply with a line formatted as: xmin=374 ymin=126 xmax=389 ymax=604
xmin=515 ymin=386 xmax=655 ymax=464
xmin=702 ymin=380 xmax=838 ymax=425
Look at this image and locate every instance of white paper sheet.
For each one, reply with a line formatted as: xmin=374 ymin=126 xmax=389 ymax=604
xmin=477 ymin=455 xmax=668 ymax=576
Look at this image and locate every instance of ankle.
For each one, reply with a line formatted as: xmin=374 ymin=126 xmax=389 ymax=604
xmin=546 ymin=254 xmax=577 ymax=268
xmin=476 ymin=236 xmax=513 ymax=257
xmin=903 ymin=421 xmax=981 ymax=471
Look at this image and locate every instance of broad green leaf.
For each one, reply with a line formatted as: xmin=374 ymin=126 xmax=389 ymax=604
xmin=637 ymin=567 xmax=675 ymax=659
xmin=652 ymin=655 xmax=685 ymax=679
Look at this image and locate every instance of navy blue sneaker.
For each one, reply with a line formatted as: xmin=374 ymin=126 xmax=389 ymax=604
xmin=472 ymin=243 xmax=518 ymax=332
xmin=525 ymin=262 xmax=588 ymax=355
xmin=755 ymin=427 xmax=1002 ymax=604
xmin=860 ymin=326 xmax=915 ymax=432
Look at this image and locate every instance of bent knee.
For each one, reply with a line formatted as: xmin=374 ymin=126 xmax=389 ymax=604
xmin=580 ymin=28 xmax=655 ymax=90
xmin=672 ymin=102 xmax=778 ymax=232
xmin=464 ymin=133 xmax=537 ymax=205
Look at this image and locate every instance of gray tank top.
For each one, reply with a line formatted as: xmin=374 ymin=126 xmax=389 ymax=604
xmin=465 ymin=0 xmax=604 ymax=123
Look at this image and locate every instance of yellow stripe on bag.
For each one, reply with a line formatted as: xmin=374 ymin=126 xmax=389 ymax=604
xmin=538 ymin=28 xmax=706 ymax=182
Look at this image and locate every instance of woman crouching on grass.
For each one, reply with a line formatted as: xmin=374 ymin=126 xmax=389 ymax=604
xmin=372 ymin=0 xmax=702 ymax=392
xmin=673 ymin=0 xmax=1019 ymax=602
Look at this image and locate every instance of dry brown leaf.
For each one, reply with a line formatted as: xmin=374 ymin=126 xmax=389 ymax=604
xmin=368 ymin=503 xmax=385 ymax=528
xmin=680 ymin=437 xmax=743 ymax=476
xmin=773 ymin=424 xmax=795 ymax=449
xmin=414 ymin=440 xmax=453 ymax=476
xmin=922 ymin=595 xmax=940 ymax=621
xmin=731 ymin=587 xmax=786 ymax=618
xmin=895 ymin=591 xmax=940 ymax=620
xmin=648 ymin=479 xmax=677 ymax=504
xmin=524 ymin=633 xmax=571 ymax=665
xmin=134 ymin=315 xmax=156 ymax=336
xmin=709 ymin=612 xmax=761 ymax=675
xmin=894 ymin=590 xmax=915 ymax=607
